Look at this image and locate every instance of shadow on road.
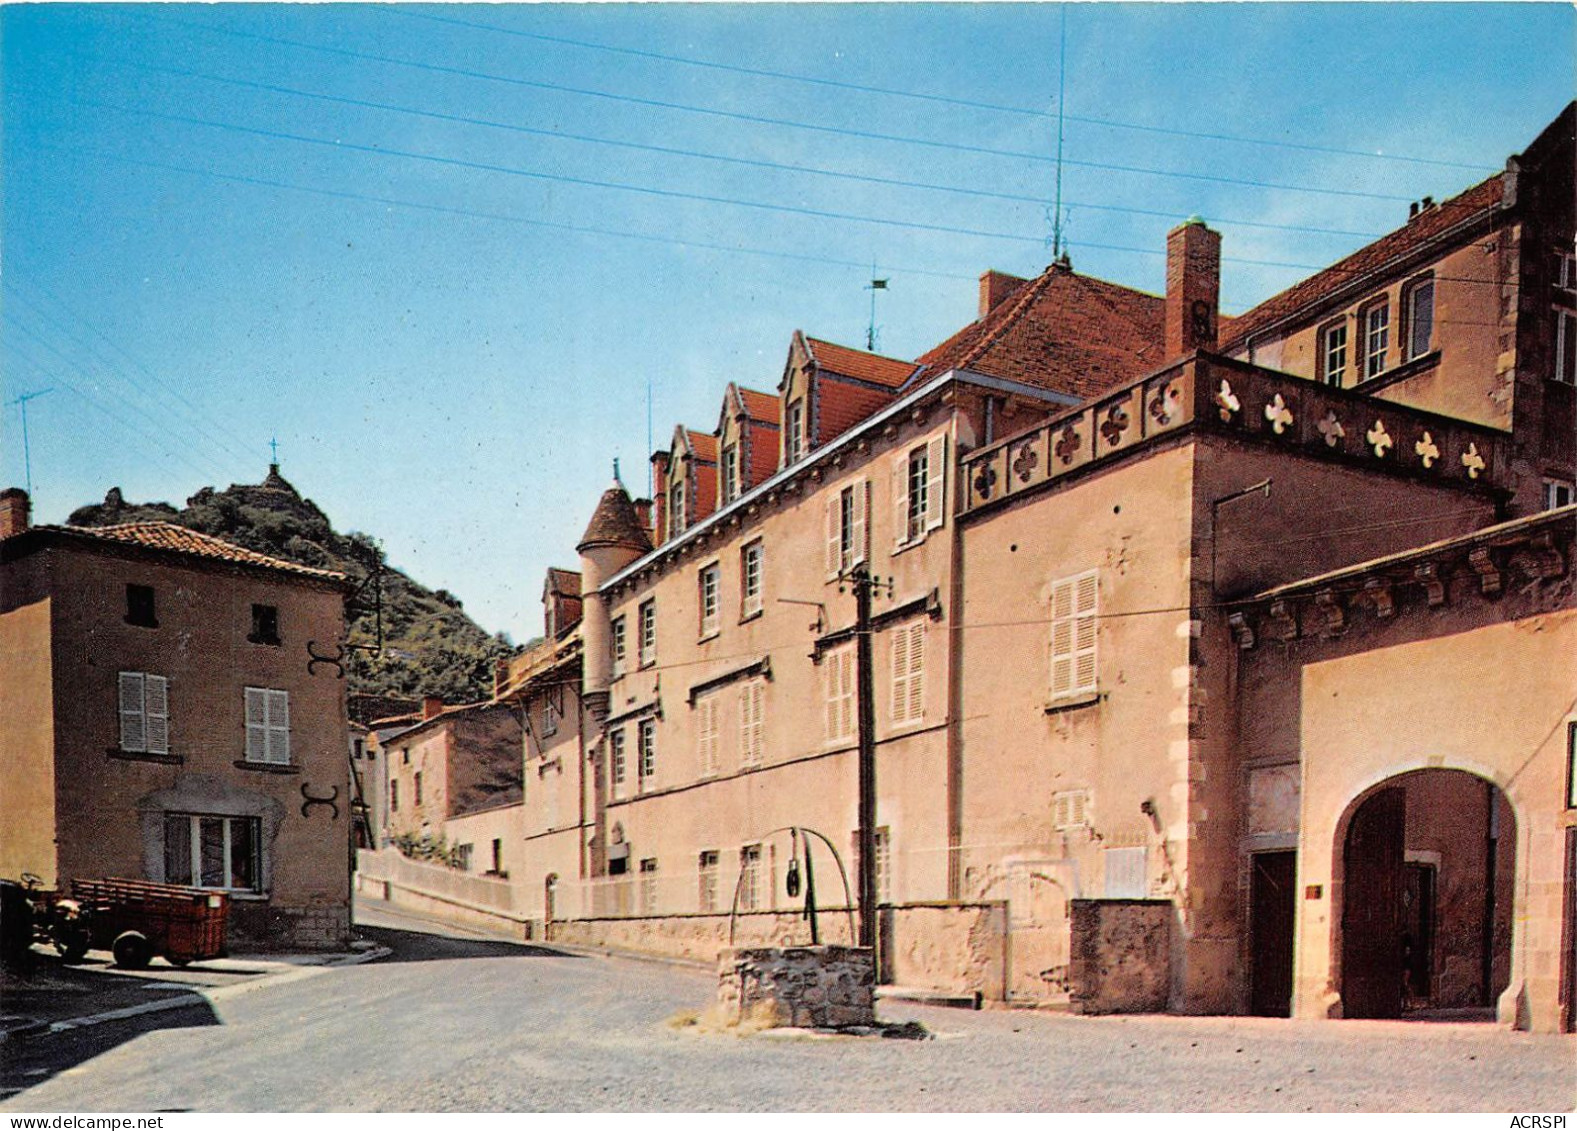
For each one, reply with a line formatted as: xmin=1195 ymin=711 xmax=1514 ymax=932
xmin=353 ymin=922 xmax=577 ymax=964
xmin=1 ymin=962 xmax=220 ymax=1104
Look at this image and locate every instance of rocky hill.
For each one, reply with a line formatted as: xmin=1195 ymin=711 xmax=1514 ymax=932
xmin=67 ymin=467 xmax=516 ymax=703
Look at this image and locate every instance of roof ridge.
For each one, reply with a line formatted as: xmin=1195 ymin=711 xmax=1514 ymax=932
xmin=953 ymin=266 xmax=1061 ymax=373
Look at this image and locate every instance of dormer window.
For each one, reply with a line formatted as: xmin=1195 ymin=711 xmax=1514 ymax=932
xmin=720 ymin=443 xmax=739 ymax=504
xmin=785 ymin=400 xmax=805 ymax=464
xmin=668 ymin=477 xmax=686 ymax=539
xmin=125 ymin=584 xmax=157 ymax=628
xmin=1320 ymin=320 xmax=1348 ymax=387
xmin=1404 ymin=278 xmax=1434 ymax=361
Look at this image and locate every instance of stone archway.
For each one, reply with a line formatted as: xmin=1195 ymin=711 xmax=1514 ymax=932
xmin=1336 ymin=769 xmax=1515 ymax=1020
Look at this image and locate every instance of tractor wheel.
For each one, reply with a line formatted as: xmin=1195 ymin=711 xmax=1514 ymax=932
xmin=54 ymin=928 xmax=91 ymax=964
xmin=111 ymin=931 xmax=153 ymax=969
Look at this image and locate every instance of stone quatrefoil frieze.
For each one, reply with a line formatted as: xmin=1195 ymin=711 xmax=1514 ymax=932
xmin=1263 ymin=393 xmax=1293 ymax=435
xmin=1099 ymin=403 xmax=1132 ymax=447
xmin=1366 ymin=419 xmax=1394 ymax=458
xmin=1317 ymin=410 xmax=1345 ymax=449
xmin=1148 ymin=380 xmax=1181 ymax=426
xmin=1414 ymin=431 xmax=1440 ymax=469
xmin=1214 ymin=380 xmax=1241 ymax=422
xmin=972 ymin=461 xmax=998 ymax=501
xmin=1011 ymin=440 xmax=1039 ymax=483
xmin=1054 ymin=424 xmax=1082 ymax=465
xmin=1461 ymin=442 xmax=1486 ymax=479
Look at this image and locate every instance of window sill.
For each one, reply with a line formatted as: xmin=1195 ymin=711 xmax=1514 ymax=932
xmin=698 ymin=628 xmax=720 ymax=644
xmin=738 ymin=608 xmax=763 ymax=625
xmin=123 ymin=618 xmax=159 ymax=630
xmin=1044 ymin=691 xmax=1102 ymax=715
xmin=246 ymin=635 xmax=283 ymax=647
xmin=892 ymin=531 xmax=941 ymax=558
xmin=233 ymin=760 xmax=302 ymax=774
xmin=107 ymin=748 xmax=183 ymax=765
xmin=1354 ymin=349 xmax=1440 ymax=393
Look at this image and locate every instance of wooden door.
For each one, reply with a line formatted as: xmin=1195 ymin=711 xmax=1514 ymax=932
xmin=1561 ymin=827 xmax=1576 ymax=1033
xmin=1250 ymin=851 xmax=1297 ymax=1017
xmin=1342 ymin=787 xmax=1406 ymax=1019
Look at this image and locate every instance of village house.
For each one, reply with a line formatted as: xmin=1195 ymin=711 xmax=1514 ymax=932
xmin=382 ymin=698 xmax=524 ymax=876
xmin=457 ymin=104 xmax=1575 ymax=1032
xmin=0 ymin=485 xmax=356 ymax=951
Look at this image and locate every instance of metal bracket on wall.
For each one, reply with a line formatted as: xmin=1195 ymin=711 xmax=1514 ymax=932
xmin=306 ymin=553 xmax=386 ymax=678
xmin=300 ymin=782 xmax=340 ymax=820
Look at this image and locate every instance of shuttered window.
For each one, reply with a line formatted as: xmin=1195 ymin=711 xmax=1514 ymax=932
xmin=244 ymin=687 xmax=291 ymax=764
xmin=638 ymin=718 xmax=657 ymax=787
xmin=741 ymin=541 xmax=764 ymax=618
xmin=638 ymin=600 xmax=657 ymax=666
xmin=698 ymin=563 xmax=721 ymax=638
xmin=611 ymin=616 xmax=627 ymax=678
xmin=698 ymin=850 xmax=720 ymax=913
xmin=697 ymin=694 xmax=720 ymax=777
xmin=1052 ymin=789 xmax=1090 ymax=830
xmin=824 ymin=480 xmax=868 ymax=578
xmin=610 ymin=728 xmax=628 ymax=798
xmin=824 ymin=645 xmax=856 ymax=742
xmin=894 ymin=434 xmax=947 ymax=546
xmin=739 ymin=679 xmax=765 ymax=767
xmin=118 ymin=672 xmax=169 ymax=755
xmin=890 ymin=620 xmax=926 ymax=724
xmin=1050 ymin=570 xmax=1099 ymax=701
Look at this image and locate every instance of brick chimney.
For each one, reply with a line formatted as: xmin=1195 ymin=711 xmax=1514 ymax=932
xmin=631 ymin=498 xmax=654 ymax=538
xmin=421 ymin=696 xmax=444 ymax=720
xmin=0 ymin=488 xmax=30 ymax=540
xmin=1165 ymin=218 xmax=1221 ymax=359
xmin=978 ymin=270 xmax=1028 ymax=318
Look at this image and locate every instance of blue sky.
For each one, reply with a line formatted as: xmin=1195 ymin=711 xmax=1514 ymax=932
xmin=3 ymin=3 xmax=1572 ymax=642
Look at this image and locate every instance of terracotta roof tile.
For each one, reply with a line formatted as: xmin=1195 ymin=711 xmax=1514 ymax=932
xmin=1219 ymin=175 xmax=1504 ymax=351
xmin=545 ymin=567 xmax=581 ymax=597
xmin=53 ymin=522 xmax=346 ymax=581
xmin=685 ymin=430 xmax=719 ymax=463
xmin=805 ymin=337 xmax=919 ymax=388
xmin=578 ymin=485 xmax=653 ymax=553
xmin=737 ymin=387 xmax=780 ymax=423
xmin=917 ymin=265 xmax=1164 ymax=400
xmin=817 ymin=379 xmax=898 ymax=445
xmin=745 ymin=418 xmax=778 ymax=487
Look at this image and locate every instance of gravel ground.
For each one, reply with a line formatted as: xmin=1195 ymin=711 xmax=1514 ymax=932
xmin=4 ymin=904 xmax=1572 ymax=1113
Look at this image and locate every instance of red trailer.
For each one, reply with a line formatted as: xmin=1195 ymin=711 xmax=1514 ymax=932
xmin=71 ymin=878 xmax=229 ymax=968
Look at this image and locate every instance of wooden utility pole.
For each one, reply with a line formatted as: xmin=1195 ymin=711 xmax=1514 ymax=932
xmin=852 ymin=563 xmax=879 ymax=950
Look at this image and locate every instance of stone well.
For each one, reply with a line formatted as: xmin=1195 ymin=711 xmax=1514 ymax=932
xmin=717 ymin=944 xmax=876 ymax=1029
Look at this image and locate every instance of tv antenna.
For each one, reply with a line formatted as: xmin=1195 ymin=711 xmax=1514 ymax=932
xmin=1050 ymin=3 xmax=1069 ymax=263
xmin=6 ymin=388 xmax=54 ymax=494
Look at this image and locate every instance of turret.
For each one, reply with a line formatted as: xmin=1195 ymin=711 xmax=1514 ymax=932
xmin=576 ymin=468 xmax=652 ymax=715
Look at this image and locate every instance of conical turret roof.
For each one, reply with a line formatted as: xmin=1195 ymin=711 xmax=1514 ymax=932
xmin=577 ymin=482 xmax=652 ymax=554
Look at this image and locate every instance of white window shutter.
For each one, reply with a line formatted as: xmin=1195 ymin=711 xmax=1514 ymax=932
xmin=245 ymin=687 xmax=267 ymax=761
xmin=143 ymin=675 xmax=169 ymax=755
xmin=1073 ymin=573 xmax=1099 ymax=695
xmin=907 ymin=624 xmax=925 ymax=721
xmin=890 ymin=626 xmax=910 ymax=721
xmin=851 ymin=479 xmax=869 ymax=566
xmin=267 ymin=690 xmax=290 ymax=763
xmin=825 ymin=496 xmax=841 ymax=578
xmin=924 ymin=434 xmax=946 ymax=531
xmin=119 ymin=672 xmax=146 ymax=753
xmin=842 ymin=649 xmax=856 ymax=737
xmin=891 ymin=452 xmax=909 ymax=548
xmin=1050 ymin=578 xmax=1075 ymax=700
xmin=825 ymin=652 xmax=840 ymax=740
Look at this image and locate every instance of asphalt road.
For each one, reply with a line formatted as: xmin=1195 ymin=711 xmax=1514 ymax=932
xmin=3 ymin=901 xmax=1572 ymax=1112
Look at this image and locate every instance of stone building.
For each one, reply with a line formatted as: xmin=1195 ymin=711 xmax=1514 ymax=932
xmin=488 ymin=105 xmax=1574 ymax=1030
xmin=0 ymin=488 xmax=355 ymax=950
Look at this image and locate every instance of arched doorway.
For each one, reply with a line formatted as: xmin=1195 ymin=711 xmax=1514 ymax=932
xmin=1339 ymin=769 xmax=1515 ymax=1020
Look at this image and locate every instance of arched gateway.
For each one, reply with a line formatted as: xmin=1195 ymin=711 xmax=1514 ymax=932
xmin=1337 ymin=769 xmax=1515 ymax=1020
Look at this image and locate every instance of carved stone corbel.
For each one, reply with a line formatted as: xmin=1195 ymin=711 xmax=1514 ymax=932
xmin=1314 ymin=589 xmax=1346 ymax=637
xmin=1414 ymin=561 xmax=1447 ymax=607
xmin=1360 ymin=577 xmax=1395 ymax=619
xmin=1507 ymin=532 xmax=1566 ymax=581
xmin=1468 ymin=546 xmax=1502 ymax=596
xmin=1227 ymin=612 xmax=1256 ymax=650
xmin=1266 ymin=600 xmax=1299 ymax=642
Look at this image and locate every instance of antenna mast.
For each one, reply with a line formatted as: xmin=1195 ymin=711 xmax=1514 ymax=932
xmin=7 ymin=388 xmax=54 ymax=495
xmin=865 ymin=266 xmax=888 ymax=353
xmin=1051 ymin=4 xmax=1068 ymax=262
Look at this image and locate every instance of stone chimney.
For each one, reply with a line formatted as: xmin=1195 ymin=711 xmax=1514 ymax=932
xmin=0 ymin=488 xmax=30 ymax=540
xmin=979 ymin=270 xmax=1028 ymax=318
xmin=1165 ymin=218 xmax=1221 ymax=359
xmin=421 ymin=696 xmax=444 ymax=720
xmin=632 ymin=498 xmax=654 ymax=538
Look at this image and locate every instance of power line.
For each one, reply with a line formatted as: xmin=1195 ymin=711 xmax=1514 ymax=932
xmin=50 ymin=92 xmax=1397 ymax=278
xmin=3 ymin=282 xmax=259 ymax=470
xmin=2 ymin=333 xmax=227 ymax=485
xmin=70 ymin=50 xmax=1386 ymax=242
xmin=381 ymin=7 xmax=1494 ymax=173
xmin=119 ymin=10 xmax=1420 ymax=204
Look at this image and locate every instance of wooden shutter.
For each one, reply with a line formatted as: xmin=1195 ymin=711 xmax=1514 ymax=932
xmin=267 ymin=689 xmax=290 ymax=764
xmin=699 ymin=696 xmax=719 ymax=776
xmin=824 ymin=495 xmax=841 ymax=578
xmin=245 ymin=688 xmax=267 ymax=761
xmin=143 ymin=675 xmax=169 ymax=755
xmin=840 ymin=648 xmax=855 ymax=737
xmin=1073 ymin=572 xmax=1098 ymax=696
xmin=924 ymin=434 xmax=947 ymax=531
xmin=891 ymin=627 xmax=910 ymax=721
xmin=825 ymin=651 xmax=841 ymax=740
xmin=891 ymin=452 xmax=909 ymax=548
xmin=1050 ymin=579 xmax=1075 ymax=699
xmin=118 ymin=672 xmax=146 ymax=752
xmin=905 ymin=623 xmax=924 ymax=721
xmin=850 ymin=479 xmax=869 ymax=566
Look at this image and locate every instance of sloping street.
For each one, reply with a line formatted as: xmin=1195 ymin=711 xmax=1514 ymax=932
xmin=3 ymin=902 xmax=1572 ymax=1112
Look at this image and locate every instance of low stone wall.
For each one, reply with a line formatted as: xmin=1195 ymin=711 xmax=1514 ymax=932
xmin=884 ymin=901 xmax=1008 ymax=1000
xmin=230 ymin=902 xmax=351 ymax=952
xmin=357 ymin=848 xmax=521 ymax=914
xmin=546 ymin=908 xmax=821 ymax=962
xmin=1068 ymin=898 xmax=1172 ymax=1014
xmin=718 ymin=945 xmax=876 ymax=1029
